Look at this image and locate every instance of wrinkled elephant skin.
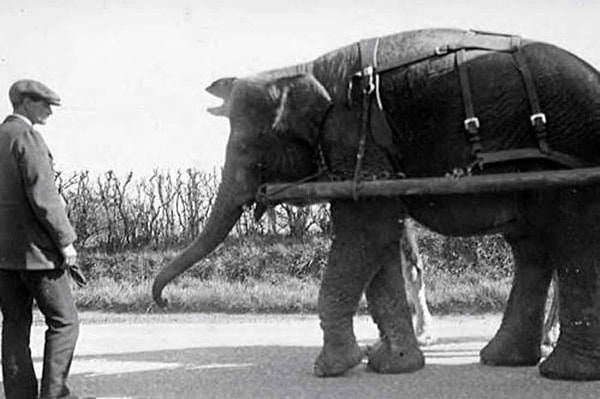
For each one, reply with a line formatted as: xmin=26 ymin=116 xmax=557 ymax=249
xmin=152 ymin=29 xmax=600 ymax=380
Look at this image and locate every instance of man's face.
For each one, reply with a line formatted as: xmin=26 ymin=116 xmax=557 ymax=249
xmin=23 ymin=97 xmax=53 ymax=125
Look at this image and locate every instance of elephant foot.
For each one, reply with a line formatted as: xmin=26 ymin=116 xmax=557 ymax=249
xmin=480 ymin=330 xmax=540 ymax=366
xmin=539 ymin=343 xmax=600 ymax=381
xmin=313 ymin=340 xmax=364 ymax=377
xmin=366 ymin=337 xmax=425 ymax=374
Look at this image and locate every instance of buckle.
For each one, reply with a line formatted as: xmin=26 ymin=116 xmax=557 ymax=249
xmin=362 ymin=65 xmax=374 ymax=77
xmin=435 ymin=46 xmax=449 ymax=56
xmin=354 ymin=65 xmax=375 ymax=94
xmin=348 ymin=66 xmax=376 ymax=106
xmin=464 ymin=117 xmax=480 ymax=131
xmin=353 ymin=65 xmax=374 ymax=79
xmin=530 ymin=112 xmax=547 ymax=126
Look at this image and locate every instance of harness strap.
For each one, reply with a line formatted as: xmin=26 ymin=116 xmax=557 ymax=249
xmin=435 ymin=32 xmax=518 ymax=56
xmin=352 ymin=38 xmax=381 ymax=200
xmin=353 ymin=92 xmax=369 ymax=199
xmin=375 ymin=30 xmax=520 ymax=75
xmin=476 ymin=148 xmax=592 ymax=169
xmin=512 ymin=48 xmax=550 ymax=153
xmin=456 ymin=49 xmax=483 ymax=156
xmin=349 ymin=30 xmax=590 ymax=182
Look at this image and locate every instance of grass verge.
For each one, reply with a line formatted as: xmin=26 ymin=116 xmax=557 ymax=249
xmin=73 ymin=232 xmax=512 ymax=314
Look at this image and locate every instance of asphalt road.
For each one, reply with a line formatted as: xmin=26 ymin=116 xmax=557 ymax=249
xmin=3 ymin=313 xmax=599 ymax=399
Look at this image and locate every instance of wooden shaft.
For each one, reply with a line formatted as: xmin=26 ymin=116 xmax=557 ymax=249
xmin=258 ymin=166 xmax=600 ymax=204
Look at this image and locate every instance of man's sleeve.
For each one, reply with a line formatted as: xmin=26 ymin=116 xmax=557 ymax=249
xmin=13 ymin=130 xmax=77 ymax=248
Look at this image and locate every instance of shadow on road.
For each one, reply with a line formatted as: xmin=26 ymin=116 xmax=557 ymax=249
xmin=50 ymin=345 xmax=600 ymax=399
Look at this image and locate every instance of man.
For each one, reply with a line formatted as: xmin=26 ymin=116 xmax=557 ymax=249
xmin=0 ymin=79 xmax=82 ymax=399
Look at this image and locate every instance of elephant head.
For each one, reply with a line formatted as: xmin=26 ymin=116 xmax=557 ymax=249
xmin=152 ymin=73 xmax=332 ymax=306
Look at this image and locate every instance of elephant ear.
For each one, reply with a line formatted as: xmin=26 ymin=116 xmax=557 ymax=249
xmin=270 ymin=74 xmax=332 ymax=145
xmin=206 ymin=77 xmax=237 ymax=117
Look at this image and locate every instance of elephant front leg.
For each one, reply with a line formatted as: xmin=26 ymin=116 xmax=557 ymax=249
xmin=313 ymin=201 xmax=379 ymax=377
xmin=314 ymin=200 xmax=419 ymax=377
xmin=366 ymin=251 xmax=425 ymax=374
xmin=480 ymin=233 xmax=553 ymax=366
xmin=314 ymin=248 xmax=366 ymax=378
xmin=314 ymin=248 xmax=367 ymax=377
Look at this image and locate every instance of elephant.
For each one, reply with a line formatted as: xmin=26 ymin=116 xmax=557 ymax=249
xmin=153 ymin=28 xmax=600 ymax=380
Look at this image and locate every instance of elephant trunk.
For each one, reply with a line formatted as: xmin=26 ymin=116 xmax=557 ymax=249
xmin=152 ymin=172 xmax=248 ymax=308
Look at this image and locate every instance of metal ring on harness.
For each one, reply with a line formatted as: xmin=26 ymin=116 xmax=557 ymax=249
xmin=530 ymin=112 xmax=547 ymax=126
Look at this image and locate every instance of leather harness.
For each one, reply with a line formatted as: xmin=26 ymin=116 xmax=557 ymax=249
xmin=348 ymin=30 xmax=591 ymax=198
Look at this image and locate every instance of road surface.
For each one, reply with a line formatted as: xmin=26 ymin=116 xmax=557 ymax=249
xmin=2 ymin=313 xmax=599 ymax=399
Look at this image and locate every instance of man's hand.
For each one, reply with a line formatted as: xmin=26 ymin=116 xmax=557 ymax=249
xmin=60 ymin=243 xmax=77 ymax=266
xmin=60 ymin=244 xmax=87 ymax=287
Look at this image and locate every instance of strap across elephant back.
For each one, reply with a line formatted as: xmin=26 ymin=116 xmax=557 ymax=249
xmin=349 ymin=29 xmax=591 ymax=181
xmin=366 ymin=30 xmax=520 ymax=75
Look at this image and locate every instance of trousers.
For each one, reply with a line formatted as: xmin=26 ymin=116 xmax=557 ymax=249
xmin=0 ymin=269 xmax=79 ymax=399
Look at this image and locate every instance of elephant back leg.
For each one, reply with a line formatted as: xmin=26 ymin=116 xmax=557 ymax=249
xmin=539 ymin=188 xmax=600 ymax=380
xmin=480 ymin=232 xmax=554 ymax=366
xmin=400 ymin=219 xmax=434 ymax=346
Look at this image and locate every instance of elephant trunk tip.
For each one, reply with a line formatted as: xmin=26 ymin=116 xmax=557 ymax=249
xmin=151 ymin=279 xmax=169 ymax=309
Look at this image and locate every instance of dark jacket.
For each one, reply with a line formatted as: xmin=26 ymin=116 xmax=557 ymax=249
xmin=0 ymin=115 xmax=76 ymax=270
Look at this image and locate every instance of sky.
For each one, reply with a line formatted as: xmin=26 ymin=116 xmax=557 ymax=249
xmin=0 ymin=0 xmax=598 ymax=175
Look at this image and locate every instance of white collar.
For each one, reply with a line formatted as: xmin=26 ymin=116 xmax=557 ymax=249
xmin=11 ymin=113 xmax=33 ymax=127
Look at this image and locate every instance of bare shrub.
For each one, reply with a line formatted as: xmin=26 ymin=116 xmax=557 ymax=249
xmin=57 ymin=168 xmax=222 ymax=251
xmin=57 ymin=168 xmax=513 ymax=282
xmin=57 ymin=168 xmax=331 ymax=251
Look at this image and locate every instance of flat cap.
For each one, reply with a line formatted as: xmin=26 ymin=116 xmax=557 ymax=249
xmin=9 ymin=79 xmax=61 ymax=106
